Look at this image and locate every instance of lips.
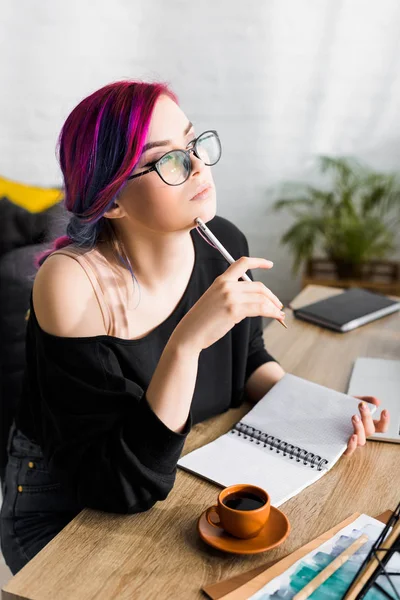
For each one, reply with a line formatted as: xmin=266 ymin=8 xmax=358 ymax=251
xmin=190 ymin=183 xmax=212 ymax=201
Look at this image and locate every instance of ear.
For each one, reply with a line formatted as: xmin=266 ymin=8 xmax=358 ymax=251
xmin=103 ymin=202 xmax=126 ymax=220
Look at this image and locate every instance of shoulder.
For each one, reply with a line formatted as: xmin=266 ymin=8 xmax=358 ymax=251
xmin=32 ymin=246 xmax=107 ymax=338
xmin=205 ymin=215 xmax=248 ymax=257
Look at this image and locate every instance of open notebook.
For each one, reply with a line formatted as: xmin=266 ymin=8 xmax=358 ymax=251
xmin=178 ymin=374 xmax=376 ymax=507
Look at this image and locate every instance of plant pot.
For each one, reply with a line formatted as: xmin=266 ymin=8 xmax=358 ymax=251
xmin=331 ymin=259 xmax=362 ymax=280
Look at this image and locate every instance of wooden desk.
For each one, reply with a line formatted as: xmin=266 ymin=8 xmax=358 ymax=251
xmin=3 ymin=285 xmax=399 ymax=600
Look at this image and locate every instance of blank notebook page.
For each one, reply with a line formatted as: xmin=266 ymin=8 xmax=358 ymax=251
xmin=241 ymin=374 xmax=370 ymax=463
xmin=178 ymin=432 xmax=326 ymax=506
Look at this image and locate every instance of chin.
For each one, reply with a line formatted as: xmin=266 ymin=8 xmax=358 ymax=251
xmin=192 ymin=196 xmax=217 ymax=225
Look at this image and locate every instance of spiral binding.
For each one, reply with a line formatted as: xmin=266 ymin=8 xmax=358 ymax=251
xmin=230 ymin=422 xmax=329 ymax=471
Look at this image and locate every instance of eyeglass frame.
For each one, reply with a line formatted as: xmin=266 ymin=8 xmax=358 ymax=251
xmin=127 ymin=129 xmax=221 ymax=186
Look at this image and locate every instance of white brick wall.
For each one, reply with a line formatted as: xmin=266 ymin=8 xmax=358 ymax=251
xmin=1 ymin=0 xmax=400 ymax=304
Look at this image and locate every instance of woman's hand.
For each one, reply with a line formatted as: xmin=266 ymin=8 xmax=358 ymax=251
xmin=344 ymin=396 xmax=390 ymax=456
xmin=173 ymin=257 xmax=285 ymax=352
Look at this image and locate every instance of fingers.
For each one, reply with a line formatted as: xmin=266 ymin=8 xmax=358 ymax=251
xmin=358 ymin=401 xmax=376 ymax=437
xmin=241 ymin=301 xmax=286 ymax=321
xmin=353 ymin=396 xmax=390 ymax=434
xmin=224 ymin=257 xmax=273 ymax=282
xmin=239 ymin=281 xmax=283 ymax=310
xmin=352 ymin=413 xmax=366 ymax=446
xmin=353 ymin=395 xmax=380 ymax=407
xmin=345 ymin=398 xmax=390 ymax=458
xmin=217 ymin=278 xmax=285 ymax=323
xmin=373 ymin=409 xmax=390 ymax=433
xmin=344 ymin=434 xmax=358 ymax=456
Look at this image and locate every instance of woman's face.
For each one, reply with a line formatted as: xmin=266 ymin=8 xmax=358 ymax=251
xmin=107 ymin=95 xmax=217 ymax=234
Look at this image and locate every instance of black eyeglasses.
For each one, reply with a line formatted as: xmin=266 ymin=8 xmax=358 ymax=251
xmin=128 ymin=130 xmax=222 ymax=186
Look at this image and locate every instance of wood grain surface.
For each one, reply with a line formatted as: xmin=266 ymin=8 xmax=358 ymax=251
xmin=3 ymin=285 xmax=399 ymax=600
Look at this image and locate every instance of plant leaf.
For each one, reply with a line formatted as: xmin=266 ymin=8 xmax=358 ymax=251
xmin=274 ymin=155 xmax=400 ymax=268
xmin=280 ymin=216 xmax=325 ymax=274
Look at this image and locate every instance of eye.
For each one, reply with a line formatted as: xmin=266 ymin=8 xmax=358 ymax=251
xmin=144 ymin=150 xmax=169 ymax=166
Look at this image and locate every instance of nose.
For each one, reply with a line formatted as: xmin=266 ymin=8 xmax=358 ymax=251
xmin=189 ymin=149 xmax=207 ymax=178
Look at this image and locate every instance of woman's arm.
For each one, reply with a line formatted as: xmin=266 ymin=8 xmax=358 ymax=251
xmin=146 ymin=333 xmax=200 ymax=433
xmin=245 ymin=361 xmax=285 ymax=404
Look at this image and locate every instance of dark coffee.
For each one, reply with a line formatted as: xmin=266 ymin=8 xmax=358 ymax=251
xmin=223 ymin=491 xmax=266 ymax=511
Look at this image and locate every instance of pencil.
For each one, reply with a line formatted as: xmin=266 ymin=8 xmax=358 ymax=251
xmin=292 ymin=534 xmax=369 ymax=600
xmin=195 ymin=218 xmax=287 ymax=330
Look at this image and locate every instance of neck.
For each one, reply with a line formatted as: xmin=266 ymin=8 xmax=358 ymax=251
xmin=107 ymin=224 xmax=196 ymax=292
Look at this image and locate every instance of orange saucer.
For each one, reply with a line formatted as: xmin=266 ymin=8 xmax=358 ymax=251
xmin=197 ymin=505 xmax=290 ymax=555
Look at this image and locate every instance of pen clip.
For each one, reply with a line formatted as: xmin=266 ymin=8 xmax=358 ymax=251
xmin=194 ymin=217 xmax=218 ymax=249
xmin=196 ymin=226 xmax=218 ymax=249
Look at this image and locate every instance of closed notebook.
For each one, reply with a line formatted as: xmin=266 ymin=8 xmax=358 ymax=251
xmin=292 ymin=287 xmax=400 ymax=332
xmin=178 ymin=374 xmax=376 ymax=507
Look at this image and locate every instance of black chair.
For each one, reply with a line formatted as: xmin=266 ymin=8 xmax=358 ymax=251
xmin=0 ymin=199 xmax=69 ymax=482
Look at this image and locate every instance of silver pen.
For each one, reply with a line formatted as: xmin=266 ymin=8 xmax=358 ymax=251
xmin=194 ymin=217 xmax=287 ymax=329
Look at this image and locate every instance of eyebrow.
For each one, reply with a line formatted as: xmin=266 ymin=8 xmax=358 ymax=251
xmin=141 ymin=121 xmax=194 ymax=153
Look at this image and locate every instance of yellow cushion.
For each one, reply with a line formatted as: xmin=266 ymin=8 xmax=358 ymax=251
xmin=0 ymin=175 xmax=62 ymax=213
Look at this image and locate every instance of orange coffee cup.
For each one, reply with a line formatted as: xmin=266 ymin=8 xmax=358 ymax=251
xmin=205 ymin=484 xmax=271 ymax=539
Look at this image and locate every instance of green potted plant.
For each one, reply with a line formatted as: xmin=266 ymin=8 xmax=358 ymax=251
xmin=273 ymin=156 xmax=400 ymax=279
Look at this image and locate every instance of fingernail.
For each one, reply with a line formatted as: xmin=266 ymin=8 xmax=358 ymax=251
xmin=352 ymin=435 xmax=357 ymax=441
xmin=382 ymin=410 xmax=388 ymax=417
xmin=280 ymin=311 xmax=286 ymax=317
xmin=266 ymin=260 xmax=273 ymax=266
xmin=353 ymin=414 xmax=360 ymax=422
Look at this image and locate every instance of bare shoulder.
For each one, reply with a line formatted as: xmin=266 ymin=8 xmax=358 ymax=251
xmin=32 ymin=251 xmax=107 ymax=338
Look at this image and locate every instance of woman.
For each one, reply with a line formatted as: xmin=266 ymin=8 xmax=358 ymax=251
xmin=0 ymin=81 xmax=390 ymax=575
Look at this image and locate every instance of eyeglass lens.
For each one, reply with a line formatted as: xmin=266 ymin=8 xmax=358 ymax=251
xmin=158 ymin=131 xmax=221 ymax=185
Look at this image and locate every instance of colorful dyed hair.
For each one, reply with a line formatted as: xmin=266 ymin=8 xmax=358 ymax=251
xmin=35 ymin=80 xmax=178 ymax=269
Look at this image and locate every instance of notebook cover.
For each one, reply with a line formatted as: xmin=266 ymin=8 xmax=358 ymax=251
xmin=202 ymin=510 xmax=393 ymax=600
xmin=293 ymin=288 xmax=399 ymax=329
